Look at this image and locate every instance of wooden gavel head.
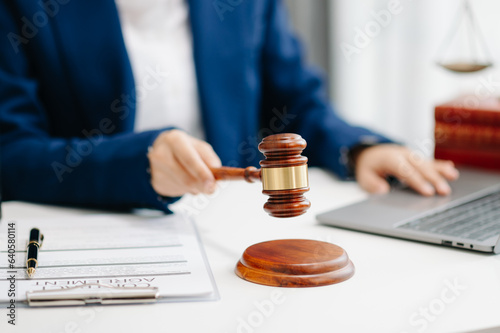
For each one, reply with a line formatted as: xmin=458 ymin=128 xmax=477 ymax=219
xmin=210 ymin=133 xmax=311 ymax=217
xmin=258 ymin=133 xmax=311 ymax=218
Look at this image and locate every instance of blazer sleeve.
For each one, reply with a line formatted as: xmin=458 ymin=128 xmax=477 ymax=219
xmin=259 ymin=0 xmax=393 ymax=179
xmin=0 ymin=5 xmax=175 ymax=212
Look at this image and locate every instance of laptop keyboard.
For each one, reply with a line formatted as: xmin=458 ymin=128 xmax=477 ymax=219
xmin=397 ymin=190 xmax=500 ymax=241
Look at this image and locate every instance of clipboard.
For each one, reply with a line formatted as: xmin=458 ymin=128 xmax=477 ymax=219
xmin=0 ymin=214 xmax=219 ymax=307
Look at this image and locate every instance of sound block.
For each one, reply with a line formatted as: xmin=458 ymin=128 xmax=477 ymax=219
xmin=235 ymin=239 xmax=354 ymax=287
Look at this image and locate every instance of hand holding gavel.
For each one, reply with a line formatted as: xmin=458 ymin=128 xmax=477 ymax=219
xmin=148 ymin=130 xmax=310 ymax=217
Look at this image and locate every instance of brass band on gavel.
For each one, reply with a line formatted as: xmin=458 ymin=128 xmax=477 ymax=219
xmin=261 ymin=165 xmax=309 ymax=191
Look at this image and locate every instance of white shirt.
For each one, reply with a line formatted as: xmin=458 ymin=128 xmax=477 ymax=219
xmin=115 ymin=0 xmax=204 ymax=139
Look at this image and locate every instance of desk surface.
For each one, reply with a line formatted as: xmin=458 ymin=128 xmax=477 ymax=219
xmin=1 ymin=168 xmax=499 ymax=333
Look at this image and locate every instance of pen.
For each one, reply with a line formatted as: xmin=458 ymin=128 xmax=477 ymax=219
xmin=26 ymin=228 xmax=43 ymax=278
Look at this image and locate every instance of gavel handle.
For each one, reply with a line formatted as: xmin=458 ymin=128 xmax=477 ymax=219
xmin=210 ymin=166 xmax=261 ymax=183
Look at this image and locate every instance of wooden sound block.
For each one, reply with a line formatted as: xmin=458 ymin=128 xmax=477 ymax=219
xmin=235 ymin=239 xmax=354 ymax=287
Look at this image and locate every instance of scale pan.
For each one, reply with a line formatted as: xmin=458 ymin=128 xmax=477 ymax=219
xmin=438 ymin=62 xmax=493 ymax=73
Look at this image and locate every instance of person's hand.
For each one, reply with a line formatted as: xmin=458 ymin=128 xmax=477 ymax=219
xmin=353 ymin=144 xmax=459 ymax=196
xmin=147 ymin=130 xmax=222 ymax=197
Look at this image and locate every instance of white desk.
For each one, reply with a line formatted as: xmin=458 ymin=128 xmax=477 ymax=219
xmin=1 ymin=168 xmax=500 ymax=333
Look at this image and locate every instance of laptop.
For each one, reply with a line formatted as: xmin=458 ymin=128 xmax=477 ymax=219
xmin=316 ymin=168 xmax=500 ymax=253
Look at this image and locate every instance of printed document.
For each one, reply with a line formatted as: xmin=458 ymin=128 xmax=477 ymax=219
xmin=0 ymin=214 xmax=217 ymax=303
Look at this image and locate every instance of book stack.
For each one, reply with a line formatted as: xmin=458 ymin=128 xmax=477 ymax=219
xmin=434 ymin=95 xmax=500 ymax=170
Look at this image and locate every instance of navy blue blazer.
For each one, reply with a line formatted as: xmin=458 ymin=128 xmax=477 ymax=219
xmin=0 ymin=0 xmax=390 ymax=211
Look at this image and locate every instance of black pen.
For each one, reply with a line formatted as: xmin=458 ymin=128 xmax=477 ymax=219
xmin=26 ymin=228 xmax=43 ymax=278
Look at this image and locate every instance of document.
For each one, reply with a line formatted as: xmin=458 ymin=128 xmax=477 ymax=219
xmin=0 ymin=214 xmax=217 ymax=305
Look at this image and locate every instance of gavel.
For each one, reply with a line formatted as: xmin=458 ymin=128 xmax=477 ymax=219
xmin=213 ymin=134 xmax=353 ymax=288
xmin=210 ymin=133 xmax=311 ymax=218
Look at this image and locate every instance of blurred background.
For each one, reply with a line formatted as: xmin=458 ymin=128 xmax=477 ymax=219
xmin=285 ymin=0 xmax=500 ymax=155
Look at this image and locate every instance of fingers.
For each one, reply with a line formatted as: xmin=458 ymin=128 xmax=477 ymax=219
xmin=148 ymin=138 xmax=201 ymax=196
xmin=404 ymin=158 xmax=459 ymax=196
xmin=410 ymin=160 xmax=451 ymax=196
xmin=356 ymin=144 xmax=458 ymax=196
xmin=356 ymin=145 xmax=460 ymax=197
xmin=148 ymin=130 xmax=222 ymax=197
xmin=193 ymin=139 xmax=222 ymax=169
xmin=434 ymin=160 xmax=460 ymax=181
xmin=168 ymin=133 xmax=216 ymax=193
xmin=150 ymin=161 xmax=200 ymax=196
xmin=355 ymin=165 xmax=390 ymax=194
xmin=387 ymin=157 xmax=436 ymax=196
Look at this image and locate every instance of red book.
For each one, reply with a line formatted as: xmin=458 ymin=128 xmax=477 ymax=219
xmin=435 ymin=121 xmax=500 ymax=149
xmin=434 ymin=146 xmax=500 ymax=171
xmin=435 ymin=95 xmax=500 ymax=127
